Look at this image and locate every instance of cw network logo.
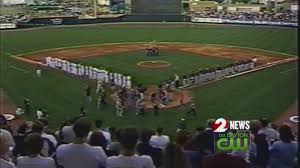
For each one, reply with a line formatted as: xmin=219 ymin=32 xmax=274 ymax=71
xmin=212 ymin=118 xmax=251 ymax=152
xmin=211 ymin=118 xmax=250 ymax=132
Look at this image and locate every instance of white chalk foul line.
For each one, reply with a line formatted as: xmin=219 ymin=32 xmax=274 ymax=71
xmin=280 ymin=67 xmax=298 ymax=74
xmin=9 ymin=66 xmax=29 ymax=73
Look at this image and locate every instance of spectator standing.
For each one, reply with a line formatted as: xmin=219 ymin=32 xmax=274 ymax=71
xmin=106 ymin=129 xmax=122 ymax=156
xmin=88 ymin=120 xmax=111 ymax=145
xmin=136 ymin=129 xmax=162 ymax=167
xmin=60 ymin=117 xmax=77 ymax=144
xmin=163 ymin=143 xmax=189 ymax=168
xmin=201 ymin=153 xmax=250 ymax=168
xmin=89 ymin=131 xmax=107 ymax=151
xmin=258 ymin=118 xmax=279 ymax=144
xmin=17 ymin=133 xmax=56 ymax=168
xmin=12 ymin=123 xmax=28 ymax=157
xmin=1 ymin=136 xmax=16 ymax=168
xmin=149 ymin=127 xmax=170 ymax=150
xmin=29 ymin=121 xmax=56 ymax=157
xmin=269 ymin=124 xmax=298 ymax=168
xmin=0 ymin=115 xmax=15 ymax=160
xmin=56 ymin=118 xmax=107 ymax=168
xmin=106 ymin=128 xmax=155 ymax=168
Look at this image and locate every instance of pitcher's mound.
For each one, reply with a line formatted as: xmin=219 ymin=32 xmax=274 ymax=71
xmin=137 ymin=61 xmax=171 ymax=68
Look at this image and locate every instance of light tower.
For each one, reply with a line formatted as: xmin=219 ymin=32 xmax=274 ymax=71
xmin=94 ymin=0 xmax=97 ymax=17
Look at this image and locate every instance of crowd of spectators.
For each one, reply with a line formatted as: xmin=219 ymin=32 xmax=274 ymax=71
xmin=0 ymin=15 xmax=30 ymax=24
xmin=192 ymin=10 xmax=298 ymax=23
xmin=0 ymin=114 xmax=298 ymax=168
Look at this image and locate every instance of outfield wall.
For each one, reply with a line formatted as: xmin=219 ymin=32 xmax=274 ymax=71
xmin=191 ymin=17 xmax=298 ymax=27
xmin=13 ymin=15 xmax=298 ymax=29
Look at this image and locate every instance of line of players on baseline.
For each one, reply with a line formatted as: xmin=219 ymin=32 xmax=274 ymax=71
xmin=160 ymin=59 xmax=257 ymax=91
xmin=45 ymin=57 xmax=133 ymax=89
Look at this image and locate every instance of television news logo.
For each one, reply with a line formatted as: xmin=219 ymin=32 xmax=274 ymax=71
xmin=212 ymin=118 xmax=250 ymax=152
xmin=211 ymin=118 xmax=250 ymax=132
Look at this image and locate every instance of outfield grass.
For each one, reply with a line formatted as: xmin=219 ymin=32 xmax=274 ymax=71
xmin=0 ymin=24 xmax=298 ymax=135
xmin=80 ymin=50 xmax=232 ymax=84
xmin=0 ymin=24 xmax=297 ymax=56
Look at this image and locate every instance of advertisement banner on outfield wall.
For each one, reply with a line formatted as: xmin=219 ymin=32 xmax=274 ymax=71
xmin=191 ymin=17 xmax=298 ymax=27
xmin=0 ymin=23 xmax=17 ymax=29
xmin=191 ymin=17 xmax=223 ymax=23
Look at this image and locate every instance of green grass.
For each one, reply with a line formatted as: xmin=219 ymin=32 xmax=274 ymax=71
xmin=0 ymin=24 xmax=298 ymax=135
xmin=80 ymin=50 xmax=232 ymax=84
xmin=0 ymin=24 xmax=297 ymax=56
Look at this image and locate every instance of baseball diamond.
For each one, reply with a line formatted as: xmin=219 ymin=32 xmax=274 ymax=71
xmin=0 ymin=23 xmax=297 ymax=136
xmin=0 ymin=0 xmax=299 ymax=165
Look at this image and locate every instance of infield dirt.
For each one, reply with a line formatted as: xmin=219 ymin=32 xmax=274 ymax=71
xmin=22 ymin=43 xmax=285 ymax=65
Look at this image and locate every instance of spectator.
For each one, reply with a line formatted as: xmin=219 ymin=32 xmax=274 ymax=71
xmin=0 ymin=115 xmax=15 ymax=160
xmin=269 ymin=124 xmax=298 ymax=168
xmin=248 ymin=120 xmax=269 ymax=168
xmin=149 ymin=127 xmax=170 ymax=149
xmin=175 ymin=130 xmax=192 ymax=148
xmin=106 ymin=129 xmax=122 ymax=156
xmin=12 ymin=123 xmax=28 ymax=157
xmin=38 ymin=118 xmax=55 ymax=136
xmin=56 ymin=117 xmax=107 ymax=168
xmin=106 ymin=128 xmax=155 ymax=168
xmin=33 ymin=119 xmax=57 ymax=148
xmin=163 ymin=143 xmax=189 ymax=168
xmin=137 ymin=129 xmax=162 ymax=167
xmin=183 ymin=138 xmax=203 ymax=168
xmin=199 ymin=128 xmax=214 ymax=155
xmin=30 ymin=121 xmax=56 ymax=157
xmin=17 ymin=133 xmax=56 ymax=168
xmin=89 ymin=131 xmax=107 ymax=150
xmin=60 ymin=117 xmax=78 ymax=144
xmin=258 ymin=118 xmax=279 ymax=144
xmin=201 ymin=153 xmax=250 ymax=168
xmin=0 ymin=136 xmax=16 ymax=168
xmin=88 ymin=120 xmax=111 ymax=145
xmin=248 ymin=120 xmax=261 ymax=164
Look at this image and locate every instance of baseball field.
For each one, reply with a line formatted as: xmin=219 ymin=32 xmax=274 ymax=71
xmin=0 ymin=23 xmax=298 ymax=135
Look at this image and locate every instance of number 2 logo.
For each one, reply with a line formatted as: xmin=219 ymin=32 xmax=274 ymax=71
xmin=212 ymin=118 xmax=229 ymax=132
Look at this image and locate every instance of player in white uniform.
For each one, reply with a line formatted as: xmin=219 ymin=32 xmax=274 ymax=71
xmin=36 ymin=69 xmax=42 ymax=77
xmin=126 ymin=76 xmax=132 ymax=89
xmin=45 ymin=57 xmax=51 ymax=66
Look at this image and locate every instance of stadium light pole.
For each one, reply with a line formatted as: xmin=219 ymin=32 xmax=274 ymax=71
xmin=94 ymin=0 xmax=97 ymax=17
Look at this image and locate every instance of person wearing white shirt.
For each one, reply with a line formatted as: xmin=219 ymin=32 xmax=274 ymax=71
xmin=17 ymin=133 xmax=56 ymax=168
xmin=0 ymin=136 xmax=16 ymax=168
xmin=88 ymin=120 xmax=111 ymax=145
xmin=0 ymin=116 xmax=15 ymax=161
xmin=36 ymin=108 xmax=45 ymax=120
xmin=0 ymin=157 xmax=15 ymax=168
xmin=258 ymin=118 xmax=279 ymax=144
xmin=149 ymin=127 xmax=169 ymax=149
xmin=106 ymin=128 xmax=155 ymax=168
xmin=56 ymin=118 xmax=107 ymax=168
xmin=0 ymin=129 xmax=15 ymax=149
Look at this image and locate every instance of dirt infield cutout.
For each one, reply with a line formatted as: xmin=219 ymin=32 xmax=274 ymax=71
xmin=137 ymin=61 xmax=171 ymax=68
xmin=21 ymin=43 xmax=287 ymax=65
